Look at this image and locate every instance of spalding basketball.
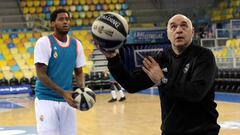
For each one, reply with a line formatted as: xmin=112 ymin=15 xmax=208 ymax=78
xmin=72 ymin=87 xmax=96 ymax=111
xmin=91 ymin=12 xmax=129 ymax=51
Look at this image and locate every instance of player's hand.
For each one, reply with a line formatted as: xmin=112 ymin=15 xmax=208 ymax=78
xmin=62 ymin=91 xmax=78 ymax=109
xmin=142 ymin=56 xmax=164 ymax=84
xmin=93 ymin=40 xmax=119 ymax=58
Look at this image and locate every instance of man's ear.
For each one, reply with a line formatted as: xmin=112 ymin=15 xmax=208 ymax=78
xmin=192 ymin=27 xmax=195 ymax=37
xmin=51 ymin=21 xmax=55 ymax=28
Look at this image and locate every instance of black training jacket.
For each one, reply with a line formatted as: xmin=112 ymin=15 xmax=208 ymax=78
xmin=107 ymin=43 xmax=220 ymax=134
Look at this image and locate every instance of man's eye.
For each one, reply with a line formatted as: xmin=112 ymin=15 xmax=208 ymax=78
xmin=181 ymin=24 xmax=188 ymax=29
xmin=171 ymin=25 xmax=177 ymax=29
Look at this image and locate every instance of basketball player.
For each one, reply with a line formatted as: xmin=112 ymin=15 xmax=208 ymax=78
xmin=34 ymin=9 xmax=86 ymax=135
xmin=103 ymin=70 xmax=126 ymax=102
xmin=95 ymin=14 xmax=220 ymax=135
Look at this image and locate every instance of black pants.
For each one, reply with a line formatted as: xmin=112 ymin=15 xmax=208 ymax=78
xmin=162 ymin=129 xmax=219 ymax=135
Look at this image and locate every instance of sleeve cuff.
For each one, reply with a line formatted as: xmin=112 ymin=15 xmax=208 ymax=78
xmin=107 ymin=54 xmax=121 ymax=65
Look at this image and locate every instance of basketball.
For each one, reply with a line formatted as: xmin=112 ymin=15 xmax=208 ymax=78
xmin=72 ymin=87 xmax=96 ymax=111
xmin=91 ymin=12 xmax=129 ymax=51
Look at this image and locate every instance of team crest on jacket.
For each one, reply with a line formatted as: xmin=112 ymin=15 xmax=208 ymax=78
xmin=183 ymin=63 xmax=190 ymax=73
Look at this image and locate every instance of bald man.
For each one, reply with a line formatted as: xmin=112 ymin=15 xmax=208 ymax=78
xmin=95 ymin=14 xmax=220 ymax=135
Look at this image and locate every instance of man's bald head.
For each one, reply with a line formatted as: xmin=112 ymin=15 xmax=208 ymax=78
xmin=167 ymin=14 xmax=193 ymax=29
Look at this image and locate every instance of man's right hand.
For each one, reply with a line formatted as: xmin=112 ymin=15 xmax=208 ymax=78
xmin=62 ymin=91 xmax=78 ymax=109
xmin=93 ymin=40 xmax=119 ymax=58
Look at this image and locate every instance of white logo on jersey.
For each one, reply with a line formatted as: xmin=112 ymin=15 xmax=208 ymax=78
xmin=162 ymin=67 xmax=168 ymax=72
xmin=183 ymin=63 xmax=190 ymax=73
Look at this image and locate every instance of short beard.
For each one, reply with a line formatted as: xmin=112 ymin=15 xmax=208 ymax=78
xmin=60 ymin=30 xmax=69 ymax=35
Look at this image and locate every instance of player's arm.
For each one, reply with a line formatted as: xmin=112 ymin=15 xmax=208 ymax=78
xmin=75 ymin=40 xmax=86 ymax=89
xmin=161 ymin=49 xmax=217 ymax=102
xmin=107 ymin=54 xmax=155 ymax=93
xmin=74 ymin=67 xmax=85 ymax=89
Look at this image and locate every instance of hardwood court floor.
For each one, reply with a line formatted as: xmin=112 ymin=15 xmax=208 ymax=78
xmin=0 ymin=92 xmax=240 ymax=135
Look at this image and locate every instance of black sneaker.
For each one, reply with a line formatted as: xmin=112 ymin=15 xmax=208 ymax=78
xmin=108 ymin=98 xmax=117 ymax=103
xmin=119 ymin=97 xmax=126 ymax=102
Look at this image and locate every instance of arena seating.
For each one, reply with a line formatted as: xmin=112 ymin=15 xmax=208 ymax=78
xmin=20 ymin=0 xmax=137 ymax=28
xmin=214 ymin=68 xmax=240 ymax=93
xmin=211 ymin=0 xmax=240 ymax=22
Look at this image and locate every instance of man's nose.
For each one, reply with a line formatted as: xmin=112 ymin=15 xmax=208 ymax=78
xmin=175 ymin=26 xmax=183 ymax=33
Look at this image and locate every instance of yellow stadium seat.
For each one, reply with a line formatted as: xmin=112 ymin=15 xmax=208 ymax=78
xmin=73 ymin=12 xmax=79 ymax=19
xmin=93 ymin=11 xmax=100 ymax=18
xmin=21 ymin=1 xmax=27 ymax=7
xmin=93 ymin=0 xmax=99 ymax=4
xmin=33 ymin=0 xmax=40 ymax=7
xmin=23 ymin=7 xmax=29 ymax=14
xmin=125 ymin=9 xmax=133 ymax=16
xmin=0 ymin=72 xmax=3 ymax=79
xmin=22 ymin=53 xmax=31 ymax=60
xmin=24 ymin=42 xmax=32 ymax=48
xmin=79 ymin=12 xmax=86 ymax=19
xmin=24 ymin=70 xmax=33 ymax=79
xmin=10 ymin=48 xmax=18 ymax=54
xmin=73 ymin=0 xmax=79 ymax=5
xmin=26 ymin=32 xmax=33 ymax=39
xmin=70 ymin=20 xmax=76 ymax=27
xmin=18 ymin=33 xmax=25 ymax=39
xmin=1 ymin=66 xmax=10 ymax=71
xmin=112 ymin=0 xmax=118 ymax=4
xmin=109 ymin=4 xmax=115 ymax=10
xmin=90 ymin=5 xmax=96 ymax=11
xmin=50 ymin=6 xmax=57 ymax=13
xmin=99 ymin=0 xmax=105 ymax=4
xmin=27 ymin=1 xmax=33 ymax=7
xmin=14 ymin=71 xmax=23 ymax=79
xmin=70 ymin=5 xmax=76 ymax=12
xmin=105 ymin=0 xmax=111 ymax=4
xmin=67 ymin=0 xmax=73 ymax=5
xmin=83 ymin=5 xmax=89 ymax=11
xmin=40 ymin=1 xmax=47 ymax=6
xmin=89 ymin=18 xmax=95 ymax=25
xmin=7 ymin=59 xmax=16 ymax=66
xmin=86 ymin=11 xmax=93 ymax=18
xmin=118 ymin=0 xmax=125 ymax=3
xmin=20 ymin=65 xmax=29 ymax=71
xmin=86 ymin=0 xmax=92 ymax=4
xmin=26 ymin=58 xmax=34 ymax=66
xmin=3 ymin=72 xmax=13 ymax=80
xmin=53 ymin=0 xmax=60 ymax=6
xmin=115 ymin=4 xmax=122 ymax=10
xmin=20 ymin=37 xmax=28 ymax=44
xmin=33 ymin=32 xmax=42 ymax=39
xmin=103 ymin=4 xmax=108 ymax=10
xmin=63 ymin=6 xmax=70 ymax=11
xmin=4 ymin=54 xmax=13 ymax=61
xmin=13 ymin=38 xmax=20 ymax=44
xmin=2 ymin=33 xmax=9 ymax=40
xmin=0 ymin=60 xmax=7 ymax=67
xmin=79 ymin=0 xmax=86 ymax=5
xmin=83 ymin=19 xmax=90 ymax=26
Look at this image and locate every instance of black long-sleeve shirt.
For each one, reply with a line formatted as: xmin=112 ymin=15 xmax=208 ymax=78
xmin=107 ymin=44 xmax=220 ymax=135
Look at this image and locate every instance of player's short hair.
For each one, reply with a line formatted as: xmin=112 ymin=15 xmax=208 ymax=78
xmin=50 ymin=8 xmax=70 ymax=22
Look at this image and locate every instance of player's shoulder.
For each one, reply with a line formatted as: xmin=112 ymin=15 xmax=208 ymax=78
xmin=36 ymin=36 xmax=50 ymax=44
xmin=192 ymin=44 xmax=211 ymax=53
xmin=192 ymin=44 xmax=214 ymax=58
xmin=35 ymin=36 xmax=51 ymax=48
